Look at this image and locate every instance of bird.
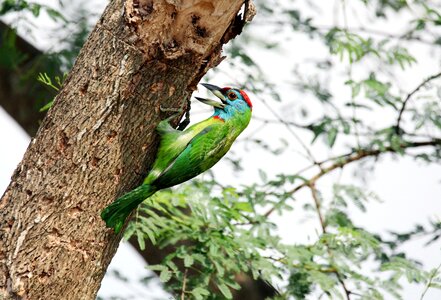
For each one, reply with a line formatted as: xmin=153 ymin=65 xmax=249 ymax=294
xmin=101 ymin=83 xmax=253 ymax=233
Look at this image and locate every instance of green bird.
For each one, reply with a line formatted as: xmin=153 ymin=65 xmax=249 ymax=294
xmin=101 ymin=83 xmax=253 ymax=233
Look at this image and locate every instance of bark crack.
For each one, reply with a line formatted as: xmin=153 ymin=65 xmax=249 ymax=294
xmin=91 ymin=54 xmax=129 ymax=133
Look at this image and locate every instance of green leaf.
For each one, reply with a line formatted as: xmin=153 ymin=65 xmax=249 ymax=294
xmin=45 ymin=7 xmax=67 ymax=22
xmin=217 ymin=283 xmax=233 ymax=299
xmin=233 ymin=202 xmax=253 ymax=212
xmin=390 ymin=134 xmax=404 ymax=154
xmin=30 ymin=4 xmax=40 ymax=17
xmin=225 ymin=279 xmax=241 ymax=290
xmin=342 ymin=121 xmax=351 ymax=134
xmin=159 ymin=268 xmax=172 ymax=283
xmin=39 ymin=101 xmax=53 ymax=112
xmin=351 ymin=82 xmax=361 ymax=97
xmin=213 ymin=260 xmax=225 ymax=277
xmin=136 ymin=231 xmax=145 ymax=250
xmin=288 ymin=270 xmax=312 ymax=299
xmin=184 ymin=255 xmax=194 ymax=267
xmin=191 ymin=287 xmax=210 ymax=300
xmin=258 ymin=169 xmax=267 ymax=182
xmin=310 ymin=124 xmax=326 ymax=143
xmin=123 ymin=223 xmax=136 ymax=240
xmin=327 ymin=128 xmax=338 ymax=147
xmin=141 ymin=223 xmax=157 ymax=245
xmin=146 ymin=264 xmax=166 ymax=271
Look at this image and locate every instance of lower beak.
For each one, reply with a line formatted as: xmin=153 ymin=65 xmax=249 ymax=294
xmin=196 ymin=83 xmax=227 ymax=109
xmin=195 ymin=97 xmax=225 ymax=109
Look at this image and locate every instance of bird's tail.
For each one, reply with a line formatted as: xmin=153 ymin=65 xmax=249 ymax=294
xmin=101 ymin=184 xmax=156 ymax=233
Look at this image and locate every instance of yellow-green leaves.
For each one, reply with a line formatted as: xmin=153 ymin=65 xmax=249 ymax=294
xmin=37 ymin=72 xmax=65 ymax=112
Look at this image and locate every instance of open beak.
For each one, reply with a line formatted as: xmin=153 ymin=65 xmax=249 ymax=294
xmin=195 ymin=83 xmax=227 ymax=109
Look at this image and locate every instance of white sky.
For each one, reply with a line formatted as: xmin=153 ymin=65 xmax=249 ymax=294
xmin=1 ymin=1 xmax=441 ymax=299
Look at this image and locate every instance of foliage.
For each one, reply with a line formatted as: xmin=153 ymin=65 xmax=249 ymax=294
xmin=124 ymin=0 xmax=441 ymax=298
xmin=0 ymin=27 xmax=27 ymax=68
xmin=2 ymin=0 xmax=441 ymax=299
xmin=126 ymin=182 xmax=280 ymax=299
xmin=0 ymin=0 xmax=66 ymax=22
xmin=0 ymin=1 xmax=89 ymax=117
xmin=124 ymin=178 xmax=441 ymax=299
xmin=36 ymin=72 xmax=65 ymax=111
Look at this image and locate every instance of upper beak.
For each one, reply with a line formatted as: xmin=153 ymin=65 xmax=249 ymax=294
xmin=196 ymin=83 xmax=227 ymax=109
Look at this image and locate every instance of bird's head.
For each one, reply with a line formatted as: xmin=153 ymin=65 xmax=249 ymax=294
xmin=196 ymin=83 xmax=252 ymax=116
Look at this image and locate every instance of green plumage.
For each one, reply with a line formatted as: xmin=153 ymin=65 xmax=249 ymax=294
xmin=101 ymin=184 xmax=156 ymax=233
xmin=101 ymin=86 xmax=252 ymax=233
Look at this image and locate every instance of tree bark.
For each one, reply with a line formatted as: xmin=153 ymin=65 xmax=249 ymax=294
xmin=0 ymin=0 xmax=248 ymax=299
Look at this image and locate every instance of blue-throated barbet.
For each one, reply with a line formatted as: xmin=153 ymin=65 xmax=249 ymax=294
xmin=101 ymin=83 xmax=253 ymax=233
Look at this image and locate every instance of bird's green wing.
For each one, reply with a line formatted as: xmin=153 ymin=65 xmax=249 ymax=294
xmin=144 ymin=118 xmax=222 ymax=184
xmin=152 ymin=123 xmax=232 ymax=189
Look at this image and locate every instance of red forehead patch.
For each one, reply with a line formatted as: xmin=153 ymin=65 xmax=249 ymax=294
xmin=239 ymin=90 xmax=253 ymax=109
xmin=222 ymin=87 xmax=252 ymax=109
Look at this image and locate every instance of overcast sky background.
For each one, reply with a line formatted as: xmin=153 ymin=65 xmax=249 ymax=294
xmin=1 ymin=1 xmax=441 ymax=299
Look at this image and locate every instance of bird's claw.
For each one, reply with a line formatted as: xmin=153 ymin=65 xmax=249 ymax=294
xmin=159 ymin=99 xmax=191 ymax=131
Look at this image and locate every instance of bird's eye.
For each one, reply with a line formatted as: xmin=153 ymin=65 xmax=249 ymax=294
xmin=228 ymin=92 xmax=238 ymax=100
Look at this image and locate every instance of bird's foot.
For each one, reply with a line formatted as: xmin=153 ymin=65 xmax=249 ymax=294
xmin=177 ymin=98 xmax=191 ymax=131
xmin=159 ymin=97 xmax=191 ymax=131
xmin=159 ymin=105 xmax=182 ymax=124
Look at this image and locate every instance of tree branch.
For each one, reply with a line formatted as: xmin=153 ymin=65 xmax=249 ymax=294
xmin=264 ymin=140 xmax=441 ymax=217
xmin=420 ymin=263 xmax=441 ymax=300
xmin=309 ymin=183 xmax=326 ymax=234
xmin=309 ymin=183 xmax=351 ymax=300
xmin=336 ymin=273 xmax=352 ymax=300
xmin=396 ymin=71 xmax=441 ymax=133
xmin=181 ymin=268 xmax=188 ymax=300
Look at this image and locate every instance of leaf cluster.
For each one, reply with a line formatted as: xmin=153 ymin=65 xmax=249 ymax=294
xmin=125 ymin=182 xmax=280 ymax=299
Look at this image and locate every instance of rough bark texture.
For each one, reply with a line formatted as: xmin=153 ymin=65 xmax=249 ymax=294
xmin=0 ymin=0 xmax=247 ymax=299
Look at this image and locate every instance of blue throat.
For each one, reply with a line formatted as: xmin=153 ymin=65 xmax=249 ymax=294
xmin=212 ymin=100 xmax=249 ymax=120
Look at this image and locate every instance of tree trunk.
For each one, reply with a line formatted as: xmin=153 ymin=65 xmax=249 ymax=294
xmin=0 ymin=0 xmax=249 ymax=299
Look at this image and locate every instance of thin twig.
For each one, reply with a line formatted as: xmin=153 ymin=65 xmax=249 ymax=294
xmin=396 ymin=71 xmax=441 ymax=133
xmin=420 ymin=263 xmax=441 ymax=300
xmin=310 ymin=180 xmax=351 ymax=299
xmin=181 ymin=268 xmax=188 ymax=300
xmin=309 ymin=183 xmax=327 ymax=234
xmin=258 ymin=97 xmax=320 ymax=166
xmin=264 ymin=140 xmax=440 ymax=217
xmin=336 ymin=273 xmax=351 ymax=300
